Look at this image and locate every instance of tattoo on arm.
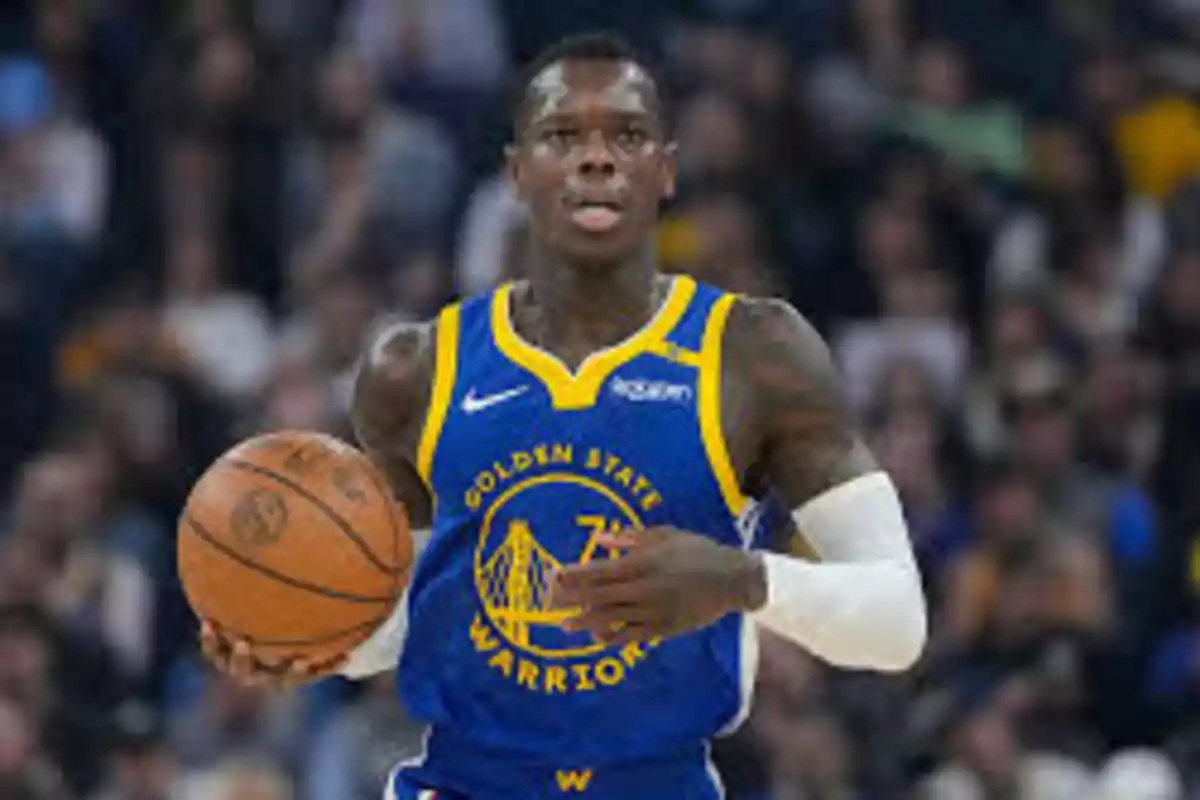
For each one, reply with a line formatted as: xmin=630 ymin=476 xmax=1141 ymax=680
xmin=351 ymin=322 xmax=437 ymax=529
xmin=727 ymin=297 xmax=877 ymax=510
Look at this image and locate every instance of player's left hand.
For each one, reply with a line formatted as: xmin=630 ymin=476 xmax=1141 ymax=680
xmin=548 ymin=527 xmax=765 ymax=646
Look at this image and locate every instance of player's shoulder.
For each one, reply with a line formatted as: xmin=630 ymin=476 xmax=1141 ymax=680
xmin=353 ymin=314 xmax=439 ymax=424
xmin=717 ymin=293 xmax=843 ymax=410
xmin=721 ymin=294 xmax=826 ymax=359
xmin=365 ymin=315 xmax=437 ymax=381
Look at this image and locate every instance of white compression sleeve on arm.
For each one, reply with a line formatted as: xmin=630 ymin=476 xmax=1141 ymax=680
xmin=750 ymin=472 xmax=927 ymax=672
xmin=338 ymin=527 xmax=430 ymax=679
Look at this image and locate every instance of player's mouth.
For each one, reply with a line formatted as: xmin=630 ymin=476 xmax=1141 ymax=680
xmin=567 ymin=200 xmax=625 ymax=234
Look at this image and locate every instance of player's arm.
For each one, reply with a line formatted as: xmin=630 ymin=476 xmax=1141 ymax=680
xmin=337 ymin=319 xmax=439 ymax=679
xmin=351 ymin=319 xmax=437 ymax=531
xmin=199 ymin=320 xmax=438 ymax=687
xmin=728 ymin=297 xmax=927 ymax=672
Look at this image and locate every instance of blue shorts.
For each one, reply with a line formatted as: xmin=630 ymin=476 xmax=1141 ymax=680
xmin=383 ymin=733 xmax=725 ymax=799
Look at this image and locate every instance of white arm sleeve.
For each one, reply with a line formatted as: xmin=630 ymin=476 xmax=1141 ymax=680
xmin=338 ymin=528 xmax=429 ymax=679
xmin=750 ymin=472 xmax=927 ymax=672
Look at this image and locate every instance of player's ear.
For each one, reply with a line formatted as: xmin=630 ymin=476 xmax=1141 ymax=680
xmin=504 ymin=143 xmax=526 ymax=202
xmin=661 ymin=141 xmax=679 ymax=200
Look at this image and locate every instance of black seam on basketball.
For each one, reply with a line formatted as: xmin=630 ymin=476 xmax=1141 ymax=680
xmin=209 ymin=616 xmax=384 ymax=647
xmin=224 ymin=459 xmax=399 ymax=576
xmin=183 ymin=515 xmax=393 ymax=604
xmin=260 ymin=651 xmax=347 ymax=676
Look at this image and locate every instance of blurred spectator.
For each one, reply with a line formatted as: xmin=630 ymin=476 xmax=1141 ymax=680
xmin=936 ymin=462 xmax=1047 ymax=651
xmin=661 ymin=190 xmax=779 ymax=296
xmin=340 ymin=0 xmax=509 ymax=93
xmin=166 ymin=671 xmax=305 ymax=775
xmin=0 ymin=56 xmax=108 ymax=242
xmin=286 ymin=51 xmax=459 ymax=281
xmin=886 ymin=39 xmax=1028 ymax=182
xmin=163 ymin=229 xmax=276 ymax=404
xmin=870 ymin=404 xmax=969 ymax=581
xmin=4 ymin=443 xmax=158 ymax=684
xmin=279 ymin=268 xmax=381 ymax=415
xmin=834 ymin=202 xmax=969 ymax=417
xmin=454 ymin=171 xmax=526 ymax=295
xmin=181 ymin=757 xmax=293 ymax=800
xmin=990 ymin=122 xmax=1166 ymax=299
xmin=1094 ymin=748 xmax=1184 ymax=799
xmin=764 ymin=707 xmax=864 ymax=800
xmin=1079 ymin=340 xmax=1162 ymax=479
xmin=252 ymin=347 xmax=340 ymax=436
xmin=0 ymin=695 xmax=70 ymax=800
xmin=1054 ymin=232 xmax=1139 ymax=345
xmin=147 ymin=20 xmax=289 ymax=305
xmin=57 ymin=279 xmax=187 ymax=392
xmin=1101 ymin=53 xmax=1200 ymax=202
xmin=1000 ymin=355 xmax=1160 ymax=598
xmin=304 ymin=674 xmax=425 ymax=800
xmin=91 ymin=702 xmax=185 ymax=800
xmin=673 ymin=91 xmax=756 ymax=186
xmin=0 ymin=606 xmax=113 ymax=795
xmin=806 ymin=0 xmax=915 ymax=145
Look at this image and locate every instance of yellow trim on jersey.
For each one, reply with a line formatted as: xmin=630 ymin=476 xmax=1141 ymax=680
xmin=491 ymin=276 xmax=697 ymax=410
xmin=646 ymin=338 xmax=702 ymax=367
xmin=698 ymin=293 xmax=750 ymax=518
xmin=416 ymin=303 xmax=461 ymax=488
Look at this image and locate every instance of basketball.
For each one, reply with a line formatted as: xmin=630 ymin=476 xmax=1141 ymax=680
xmin=177 ymin=430 xmax=411 ymax=670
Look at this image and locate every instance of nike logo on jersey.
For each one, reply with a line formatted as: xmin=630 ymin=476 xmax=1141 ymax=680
xmin=461 ymin=385 xmax=529 ymax=414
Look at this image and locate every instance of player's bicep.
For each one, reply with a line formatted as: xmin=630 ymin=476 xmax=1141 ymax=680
xmin=351 ymin=320 xmax=436 ymax=529
xmin=731 ymin=297 xmax=877 ymax=511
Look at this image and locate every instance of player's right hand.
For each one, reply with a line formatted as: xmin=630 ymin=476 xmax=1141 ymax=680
xmin=199 ymin=620 xmax=344 ymax=690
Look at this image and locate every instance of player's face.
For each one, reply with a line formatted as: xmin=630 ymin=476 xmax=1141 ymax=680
xmin=507 ymin=59 xmax=676 ymax=265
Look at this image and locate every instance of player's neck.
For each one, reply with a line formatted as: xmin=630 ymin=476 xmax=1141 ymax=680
xmin=521 ymin=250 xmax=660 ymax=353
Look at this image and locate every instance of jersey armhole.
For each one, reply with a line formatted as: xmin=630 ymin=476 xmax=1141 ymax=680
xmin=698 ymin=293 xmax=750 ymax=519
xmin=415 ymin=303 xmax=462 ymax=491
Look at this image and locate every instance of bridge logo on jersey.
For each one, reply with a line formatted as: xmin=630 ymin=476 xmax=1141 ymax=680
xmin=464 ymin=443 xmax=666 ymax=695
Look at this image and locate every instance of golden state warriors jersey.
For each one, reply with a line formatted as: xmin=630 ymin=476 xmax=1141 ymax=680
xmin=396 ymin=276 xmax=761 ymax=797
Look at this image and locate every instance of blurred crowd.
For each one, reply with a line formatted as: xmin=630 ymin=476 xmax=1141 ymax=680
xmin=2 ymin=0 xmax=1200 ymax=798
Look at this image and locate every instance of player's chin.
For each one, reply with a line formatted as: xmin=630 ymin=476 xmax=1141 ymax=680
xmin=554 ymin=219 xmax=645 ymax=262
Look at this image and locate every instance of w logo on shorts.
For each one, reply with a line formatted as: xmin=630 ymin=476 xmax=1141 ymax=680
xmin=556 ymin=769 xmax=594 ymax=792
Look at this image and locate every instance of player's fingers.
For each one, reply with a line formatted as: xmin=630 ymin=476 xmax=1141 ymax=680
xmin=594 ymin=527 xmax=666 ymax=550
xmin=554 ymin=554 xmax=652 ymax=594
xmin=593 ymin=621 xmax=654 ymax=647
xmin=563 ymin=577 xmax=656 ymax=610
xmin=279 ymin=660 xmax=314 ymax=690
xmin=229 ymin=639 xmax=258 ymax=681
xmin=567 ymin=601 xmax=657 ymax=634
xmin=296 ymin=655 xmax=345 ymax=678
xmin=281 ymin=658 xmax=312 ymax=687
xmin=280 ymin=655 xmax=343 ymax=689
xmin=199 ymin=621 xmax=224 ymax=664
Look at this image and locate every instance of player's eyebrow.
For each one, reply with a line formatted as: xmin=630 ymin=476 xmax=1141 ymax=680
xmin=533 ymin=109 xmax=654 ymax=125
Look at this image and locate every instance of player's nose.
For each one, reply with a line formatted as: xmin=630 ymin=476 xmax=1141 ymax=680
xmin=576 ymin=131 xmax=616 ymax=177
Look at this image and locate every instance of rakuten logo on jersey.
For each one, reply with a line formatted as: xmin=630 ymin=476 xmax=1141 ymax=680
xmin=611 ymin=377 xmax=693 ymax=404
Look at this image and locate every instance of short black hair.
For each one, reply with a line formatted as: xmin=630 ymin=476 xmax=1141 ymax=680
xmin=510 ymin=32 xmax=666 ymax=133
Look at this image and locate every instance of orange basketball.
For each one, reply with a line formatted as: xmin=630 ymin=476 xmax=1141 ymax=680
xmin=177 ymin=430 xmax=411 ymax=669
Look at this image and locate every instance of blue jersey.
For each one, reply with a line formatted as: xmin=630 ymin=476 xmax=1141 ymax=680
xmin=394 ymin=276 xmax=762 ymax=798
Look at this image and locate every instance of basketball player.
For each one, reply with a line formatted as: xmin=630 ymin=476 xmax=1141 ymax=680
xmin=201 ymin=34 xmax=927 ymax=799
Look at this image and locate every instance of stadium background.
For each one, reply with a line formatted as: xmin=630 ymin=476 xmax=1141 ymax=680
xmin=2 ymin=0 xmax=1200 ymax=797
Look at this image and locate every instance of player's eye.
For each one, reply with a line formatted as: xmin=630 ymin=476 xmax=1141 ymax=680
xmin=616 ymin=127 xmax=647 ymax=147
xmin=545 ymin=128 xmax=577 ymax=145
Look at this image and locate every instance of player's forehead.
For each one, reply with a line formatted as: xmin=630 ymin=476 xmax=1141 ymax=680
xmin=524 ymin=59 xmax=658 ymax=126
